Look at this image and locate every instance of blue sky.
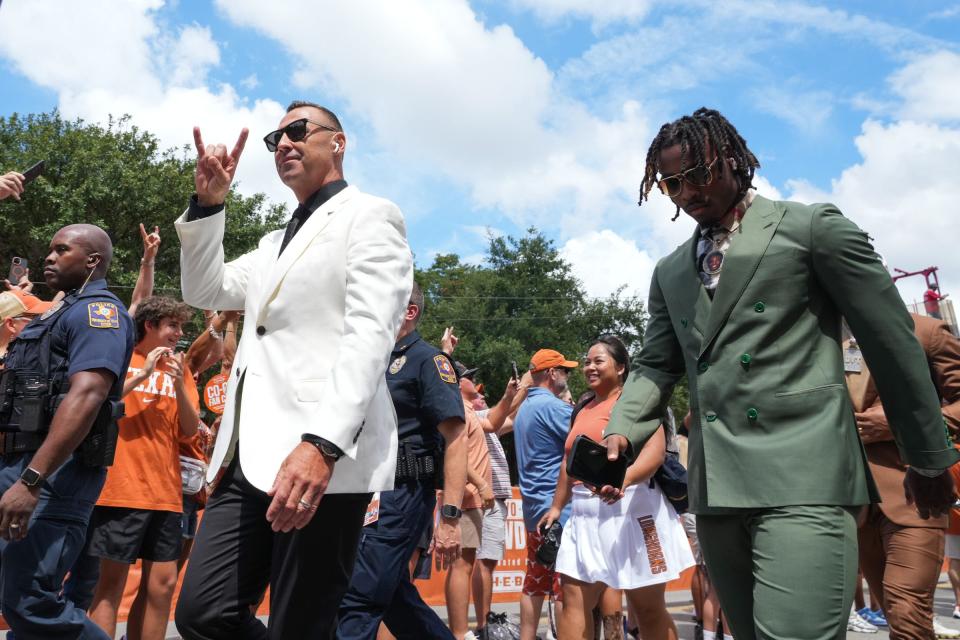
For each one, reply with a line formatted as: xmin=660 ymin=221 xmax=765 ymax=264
xmin=1 ymin=0 xmax=958 ymax=307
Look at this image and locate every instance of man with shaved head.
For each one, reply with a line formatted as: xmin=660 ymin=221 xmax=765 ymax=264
xmin=0 ymin=223 xmax=134 ymax=638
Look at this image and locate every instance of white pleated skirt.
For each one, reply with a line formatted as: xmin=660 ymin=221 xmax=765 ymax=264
xmin=555 ymin=483 xmax=695 ymax=590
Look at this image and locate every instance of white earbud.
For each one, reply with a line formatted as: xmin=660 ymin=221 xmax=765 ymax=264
xmin=333 ymin=142 xmax=341 ymax=152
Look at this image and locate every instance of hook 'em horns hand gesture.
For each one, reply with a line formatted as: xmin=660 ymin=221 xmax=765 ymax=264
xmin=193 ymin=126 xmax=249 ymax=207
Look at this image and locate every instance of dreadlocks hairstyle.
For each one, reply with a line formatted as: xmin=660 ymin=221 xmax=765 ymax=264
xmin=638 ymin=107 xmax=760 ymax=220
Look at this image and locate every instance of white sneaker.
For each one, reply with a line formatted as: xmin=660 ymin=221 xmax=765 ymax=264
xmin=935 ymin=616 xmax=960 ymax=639
xmin=463 ymin=632 xmax=479 ymax=640
xmin=954 ymin=606 xmax=960 ymax=620
xmin=847 ymin=610 xmax=878 ymax=633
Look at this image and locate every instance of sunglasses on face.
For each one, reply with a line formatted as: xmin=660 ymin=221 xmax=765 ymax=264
xmin=657 ymin=156 xmax=719 ymax=198
xmin=263 ymin=118 xmax=339 ymax=152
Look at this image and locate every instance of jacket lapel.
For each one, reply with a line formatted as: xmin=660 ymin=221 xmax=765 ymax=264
xmin=663 ymin=231 xmax=711 ymax=350
xmin=258 ymin=185 xmax=357 ymax=318
xmin=699 ymin=195 xmax=783 ymax=359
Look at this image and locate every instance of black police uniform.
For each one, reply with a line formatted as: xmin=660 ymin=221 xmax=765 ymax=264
xmin=0 ymin=279 xmax=133 ymax=639
xmin=338 ymin=330 xmax=464 ymax=640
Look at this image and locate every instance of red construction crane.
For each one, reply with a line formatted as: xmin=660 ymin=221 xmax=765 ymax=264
xmin=892 ymin=266 xmax=946 ymax=319
xmin=891 ymin=265 xmax=940 ymax=289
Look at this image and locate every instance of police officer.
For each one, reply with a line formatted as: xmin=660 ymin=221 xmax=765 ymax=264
xmin=0 ymin=224 xmax=134 ymax=639
xmin=338 ymin=280 xmax=468 ymax=639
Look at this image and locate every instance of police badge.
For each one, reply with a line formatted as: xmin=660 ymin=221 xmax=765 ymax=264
xmin=388 ymin=355 xmax=407 ymax=375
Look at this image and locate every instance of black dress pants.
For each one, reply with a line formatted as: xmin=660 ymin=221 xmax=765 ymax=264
xmin=175 ymin=454 xmax=370 ymax=640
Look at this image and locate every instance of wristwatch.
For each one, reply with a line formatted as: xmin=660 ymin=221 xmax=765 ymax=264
xmin=301 ymin=434 xmax=343 ymax=461
xmin=19 ymin=467 xmax=44 ymax=489
xmin=440 ymin=504 xmax=463 ymax=520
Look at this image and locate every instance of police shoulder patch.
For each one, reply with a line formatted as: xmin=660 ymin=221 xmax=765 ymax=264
xmin=88 ymin=301 xmax=120 ymax=329
xmin=434 ymin=354 xmax=457 ymax=384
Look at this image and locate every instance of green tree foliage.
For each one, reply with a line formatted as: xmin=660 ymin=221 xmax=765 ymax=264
xmin=0 ymin=111 xmax=286 ymax=304
xmin=416 ymin=228 xmax=647 ymax=402
xmin=0 ymin=111 xmax=692 ymax=423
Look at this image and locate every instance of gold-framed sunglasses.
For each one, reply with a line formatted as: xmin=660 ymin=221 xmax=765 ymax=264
xmin=263 ymin=118 xmax=339 ymax=152
xmin=657 ymin=156 xmax=719 ymax=197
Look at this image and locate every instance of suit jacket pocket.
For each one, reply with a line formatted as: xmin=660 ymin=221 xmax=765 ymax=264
xmin=295 ymin=378 xmax=328 ymax=402
xmin=774 ymin=383 xmax=843 ymax=398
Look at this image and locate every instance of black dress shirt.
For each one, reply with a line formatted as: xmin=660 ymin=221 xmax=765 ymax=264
xmin=186 ymin=180 xmax=349 ymax=257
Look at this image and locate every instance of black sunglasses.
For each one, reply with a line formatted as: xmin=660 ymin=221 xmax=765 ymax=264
xmin=657 ymin=156 xmax=719 ymax=198
xmin=263 ymin=118 xmax=339 ymax=152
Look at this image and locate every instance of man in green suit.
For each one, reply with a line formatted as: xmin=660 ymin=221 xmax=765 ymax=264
xmin=601 ymin=108 xmax=958 ymax=640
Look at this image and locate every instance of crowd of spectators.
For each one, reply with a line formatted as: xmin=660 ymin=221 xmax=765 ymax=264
xmin=4 ymin=169 xmax=960 ymax=640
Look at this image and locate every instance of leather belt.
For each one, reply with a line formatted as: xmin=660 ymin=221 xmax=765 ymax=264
xmin=0 ymin=431 xmax=45 ymax=455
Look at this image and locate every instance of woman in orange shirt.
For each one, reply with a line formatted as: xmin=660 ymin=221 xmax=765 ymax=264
xmin=540 ymin=336 xmax=693 ymax=640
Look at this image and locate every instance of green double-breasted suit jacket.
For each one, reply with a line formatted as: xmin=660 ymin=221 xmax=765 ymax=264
xmin=606 ymin=195 xmax=959 ymax=514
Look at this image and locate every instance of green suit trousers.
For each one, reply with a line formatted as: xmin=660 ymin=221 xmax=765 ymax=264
xmin=697 ymin=505 xmax=858 ymax=640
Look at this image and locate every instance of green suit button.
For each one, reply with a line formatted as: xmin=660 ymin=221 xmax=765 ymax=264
xmin=747 ymin=408 xmax=759 ymax=420
xmin=681 ymin=318 xmax=688 ymax=327
xmin=740 ymin=353 xmax=752 ymax=366
xmin=698 ymin=361 xmax=709 ymax=373
xmin=754 ymin=301 xmax=766 ymax=313
xmin=705 ymin=412 xmax=717 ymax=422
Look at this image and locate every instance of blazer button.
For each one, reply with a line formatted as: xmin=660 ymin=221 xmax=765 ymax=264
xmin=740 ymin=353 xmax=752 ymax=366
xmin=680 ymin=318 xmax=688 ymax=328
xmin=256 ymin=325 xmax=266 ymax=336
xmin=754 ymin=301 xmax=766 ymax=313
xmin=705 ymin=412 xmax=718 ymax=422
xmin=747 ymin=407 xmax=759 ymax=421
xmin=698 ymin=361 xmax=709 ymax=373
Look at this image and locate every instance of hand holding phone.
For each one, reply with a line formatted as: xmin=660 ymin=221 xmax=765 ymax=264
xmin=0 ymin=172 xmax=25 ymax=201
xmin=8 ymin=257 xmax=28 ymax=284
xmin=566 ymin=434 xmax=627 ymax=491
xmin=21 ymin=161 xmax=44 ymax=185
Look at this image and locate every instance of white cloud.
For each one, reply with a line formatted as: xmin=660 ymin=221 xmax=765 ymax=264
xmin=507 ymin=0 xmax=654 ymax=28
xmin=781 ymin=50 xmax=960 ymax=310
xmin=786 ymin=118 xmax=960 ymax=306
xmin=0 ymin=0 xmax=290 ymax=207
xmin=213 ymin=0 xmax=655 ymax=233
xmin=561 ymin=230 xmax=655 ymax=299
xmin=889 ymin=50 xmax=960 ymax=122
xmin=749 ymin=85 xmax=834 ymax=132
xmin=926 ymin=5 xmax=960 ymax=20
xmin=558 ymin=0 xmax=949 ymax=105
xmin=0 ymin=0 xmax=163 ymax=97
xmin=463 ymin=225 xmax=505 ymax=244
xmin=166 ymin=25 xmax=221 ymax=87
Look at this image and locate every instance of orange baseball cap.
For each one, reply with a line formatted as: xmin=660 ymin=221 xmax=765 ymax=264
xmin=529 ymin=348 xmax=578 ymax=373
xmin=0 ymin=288 xmax=54 ymax=321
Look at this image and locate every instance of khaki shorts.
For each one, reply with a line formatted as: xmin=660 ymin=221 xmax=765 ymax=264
xmin=460 ymin=507 xmax=484 ymax=549
xmin=478 ymin=498 xmax=507 ymax=561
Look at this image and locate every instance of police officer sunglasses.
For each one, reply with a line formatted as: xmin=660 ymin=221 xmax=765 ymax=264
xmin=263 ymin=118 xmax=339 ymax=152
xmin=657 ymin=156 xmax=719 ymax=198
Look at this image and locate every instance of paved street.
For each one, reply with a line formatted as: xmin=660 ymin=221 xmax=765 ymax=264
xmin=146 ymin=575 xmax=960 ymax=639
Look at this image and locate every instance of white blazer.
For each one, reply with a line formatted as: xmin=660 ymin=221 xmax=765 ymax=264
xmin=175 ymin=185 xmax=413 ymax=494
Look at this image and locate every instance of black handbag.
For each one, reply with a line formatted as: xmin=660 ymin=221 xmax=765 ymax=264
xmin=535 ymin=521 xmax=563 ymax=568
xmin=651 ymin=451 xmax=688 ymax=514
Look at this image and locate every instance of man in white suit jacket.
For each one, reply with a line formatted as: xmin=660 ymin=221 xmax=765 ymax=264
xmin=173 ymin=101 xmax=413 ymax=640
